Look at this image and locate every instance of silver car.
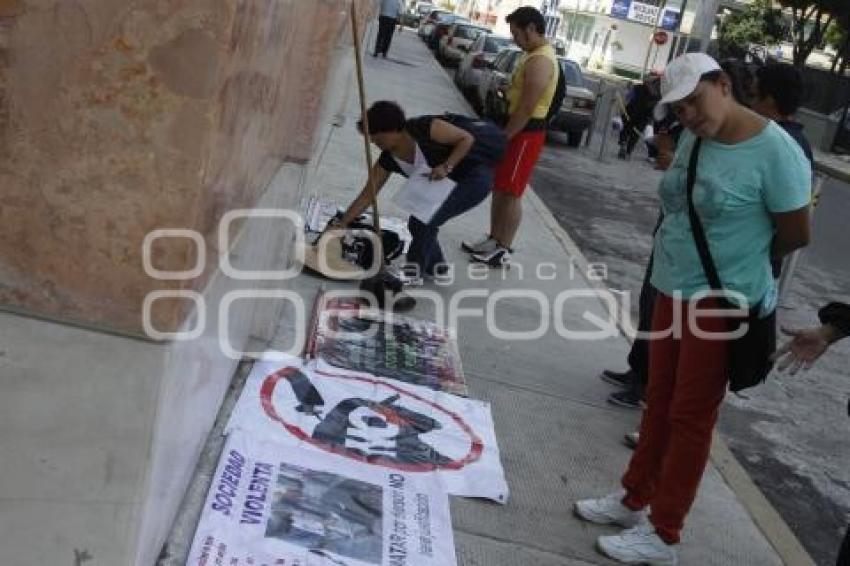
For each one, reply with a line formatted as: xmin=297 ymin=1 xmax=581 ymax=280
xmin=455 ymin=33 xmax=513 ymax=108
xmin=437 ymin=23 xmax=491 ymax=68
xmin=418 ymin=9 xmax=452 ymax=40
xmin=549 ymin=58 xmax=597 ymax=147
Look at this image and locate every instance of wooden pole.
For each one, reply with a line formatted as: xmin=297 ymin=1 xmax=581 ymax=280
xmin=350 ymin=1 xmax=384 ymax=263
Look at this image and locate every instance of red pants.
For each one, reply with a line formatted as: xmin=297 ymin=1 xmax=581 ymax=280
xmin=622 ymin=293 xmax=730 ymax=544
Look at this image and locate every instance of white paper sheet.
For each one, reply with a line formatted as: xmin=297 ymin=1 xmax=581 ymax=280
xmin=391 ymin=167 xmax=456 ymax=223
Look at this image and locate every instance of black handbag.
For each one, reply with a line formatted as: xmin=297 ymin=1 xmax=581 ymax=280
xmin=685 ymin=138 xmax=776 ymax=392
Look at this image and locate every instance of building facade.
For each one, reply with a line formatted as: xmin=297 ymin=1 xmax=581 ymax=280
xmin=560 ymin=0 xmax=692 ymax=76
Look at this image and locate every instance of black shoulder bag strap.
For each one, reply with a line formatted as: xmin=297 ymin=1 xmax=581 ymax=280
xmin=684 ymin=138 xmax=726 ymax=299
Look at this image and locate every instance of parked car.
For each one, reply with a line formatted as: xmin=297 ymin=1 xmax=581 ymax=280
xmin=477 ymin=47 xmax=523 ymax=122
xmin=455 ymin=33 xmax=514 ymax=108
xmin=401 ymin=2 xmax=434 ymax=27
xmin=549 ymin=58 xmax=596 ymax=146
xmin=437 ymin=22 xmax=491 ymax=67
xmin=427 ymin=16 xmax=469 ymax=51
xmin=418 ymin=9 xmax=452 ymax=40
xmin=479 ymin=50 xmax=597 ymax=147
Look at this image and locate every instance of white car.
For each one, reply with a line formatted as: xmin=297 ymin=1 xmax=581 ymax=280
xmin=455 ymin=33 xmax=513 ymax=107
xmin=437 ymin=22 xmax=491 ymax=68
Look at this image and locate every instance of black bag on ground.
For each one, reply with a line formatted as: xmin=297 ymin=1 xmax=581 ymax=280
xmin=684 ymin=138 xmax=776 ymax=393
xmin=339 ymin=220 xmax=404 ymax=270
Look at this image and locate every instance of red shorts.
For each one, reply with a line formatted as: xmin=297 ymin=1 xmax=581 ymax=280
xmin=493 ymin=129 xmax=546 ymax=196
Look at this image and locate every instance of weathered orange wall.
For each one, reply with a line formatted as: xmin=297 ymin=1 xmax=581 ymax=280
xmin=0 ymin=0 xmax=374 ymax=335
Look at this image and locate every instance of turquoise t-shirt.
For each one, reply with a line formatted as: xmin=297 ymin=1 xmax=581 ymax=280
xmin=651 ymin=122 xmax=811 ymax=310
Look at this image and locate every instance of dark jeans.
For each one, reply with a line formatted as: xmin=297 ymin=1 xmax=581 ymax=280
xmin=619 ymin=116 xmax=649 ymax=155
xmin=839 ymin=524 xmax=850 ymax=565
xmin=406 ymin=164 xmax=493 ymax=275
xmin=375 ymin=16 xmax=397 ymax=56
xmin=625 ymin=214 xmax=663 ymax=396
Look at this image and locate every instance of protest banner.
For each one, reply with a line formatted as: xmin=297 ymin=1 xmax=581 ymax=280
xmin=227 ymin=357 xmax=508 ymax=503
xmin=188 ymin=431 xmax=456 ymax=566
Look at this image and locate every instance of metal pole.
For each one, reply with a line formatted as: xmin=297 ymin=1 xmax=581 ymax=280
xmin=597 ymin=85 xmax=616 ymax=161
xmin=687 ymin=0 xmax=721 ymax=53
xmin=641 ymin=0 xmax=667 ymax=79
xmin=350 ymin=1 xmax=383 ymax=243
xmin=831 ymin=95 xmax=849 ymax=152
xmin=565 ymin=0 xmax=581 ymax=59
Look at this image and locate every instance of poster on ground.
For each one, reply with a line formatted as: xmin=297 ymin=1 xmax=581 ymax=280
xmin=309 ymin=294 xmax=468 ymax=397
xmin=226 ymin=357 xmax=508 ymax=503
xmin=188 ymin=431 xmax=456 ymax=566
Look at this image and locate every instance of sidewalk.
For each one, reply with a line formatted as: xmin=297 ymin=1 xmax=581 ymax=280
xmin=164 ymin=31 xmax=800 ymax=565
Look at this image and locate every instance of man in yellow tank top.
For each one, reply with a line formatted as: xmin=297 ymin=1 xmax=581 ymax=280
xmin=463 ymin=6 xmax=559 ymax=267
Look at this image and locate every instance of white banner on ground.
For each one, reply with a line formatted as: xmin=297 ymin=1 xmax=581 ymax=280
xmin=227 ymin=356 xmax=508 ymax=503
xmin=188 ymin=431 xmax=456 ymax=566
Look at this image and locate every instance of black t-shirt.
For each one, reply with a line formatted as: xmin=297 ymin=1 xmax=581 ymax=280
xmin=778 ymin=120 xmax=814 ymax=167
xmin=377 ymin=116 xmax=473 ymax=181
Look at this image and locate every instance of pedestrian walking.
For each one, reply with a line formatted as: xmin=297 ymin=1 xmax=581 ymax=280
xmin=574 ymin=53 xmax=812 ymax=565
xmin=618 ymin=75 xmax=661 ymax=160
xmin=772 ymin=301 xmax=850 ymax=566
xmin=374 ymin=0 xmax=404 ymax=58
xmin=462 ymin=6 xmax=559 ymax=268
xmin=330 ymin=101 xmax=505 ymax=281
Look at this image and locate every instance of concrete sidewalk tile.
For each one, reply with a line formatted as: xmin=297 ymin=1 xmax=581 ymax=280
xmin=450 ymin=379 xmax=782 ymax=566
xmin=455 ymin=530 xmax=609 ymax=566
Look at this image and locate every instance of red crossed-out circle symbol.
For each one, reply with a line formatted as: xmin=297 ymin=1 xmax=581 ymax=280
xmin=260 ymin=367 xmax=484 ymax=472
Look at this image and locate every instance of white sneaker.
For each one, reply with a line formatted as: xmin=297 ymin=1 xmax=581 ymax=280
xmin=386 ymin=264 xmax=423 ymax=286
xmin=573 ymin=492 xmax=646 ymax=528
xmin=461 ymin=235 xmax=498 ymax=254
xmin=469 ymin=245 xmax=511 ymax=268
xmin=596 ymin=523 xmax=678 ymax=565
xmin=623 ymin=431 xmax=640 ymax=449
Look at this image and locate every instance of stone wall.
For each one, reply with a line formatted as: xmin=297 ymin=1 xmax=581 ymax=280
xmin=0 ymin=0 xmax=374 ymax=337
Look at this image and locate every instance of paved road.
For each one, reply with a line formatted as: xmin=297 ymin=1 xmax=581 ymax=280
xmin=436 ymin=48 xmax=849 ymax=565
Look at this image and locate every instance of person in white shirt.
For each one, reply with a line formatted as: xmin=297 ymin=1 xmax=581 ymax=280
xmin=375 ymin=0 xmax=405 ymax=58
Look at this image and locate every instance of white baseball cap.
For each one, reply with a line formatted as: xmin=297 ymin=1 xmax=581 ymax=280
xmin=653 ymin=52 xmax=721 ymax=121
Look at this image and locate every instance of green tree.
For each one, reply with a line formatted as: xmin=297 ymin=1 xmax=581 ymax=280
xmin=777 ymin=0 xmax=841 ymax=67
xmin=719 ymin=0 xmax=784 ymax=60
xmin=824 ymin=14 xmax=849 ymax=74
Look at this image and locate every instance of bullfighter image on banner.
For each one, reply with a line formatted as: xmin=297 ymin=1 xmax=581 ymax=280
xmin=226 ymin=356 xmax=508 ymax=503
xmin=188 ymin=432 xmax=456 ymax=566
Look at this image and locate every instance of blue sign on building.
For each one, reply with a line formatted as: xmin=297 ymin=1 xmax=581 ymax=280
xmin=660 ymin=8 xmax=682 ymax=31
xmin=610 ymin=0 xmax=631 ymax=20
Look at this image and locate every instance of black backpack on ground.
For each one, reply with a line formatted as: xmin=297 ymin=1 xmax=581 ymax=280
xmin=545 ymin=61 xmax=567 ymax=123
xmin=338 ymin=219 xmax=404 ymax=270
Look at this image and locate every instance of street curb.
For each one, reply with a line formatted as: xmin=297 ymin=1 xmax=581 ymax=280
xmin=525 ymin=190 xmax=817 ymax=566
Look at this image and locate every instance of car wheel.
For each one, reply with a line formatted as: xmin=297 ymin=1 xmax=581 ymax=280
xmin=567 ymin=130 xmax=583 ymax=147
xmin=484 ymin=94 xmax=494 ymax=119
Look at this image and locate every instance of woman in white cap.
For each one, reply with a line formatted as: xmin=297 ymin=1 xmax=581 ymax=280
xmin=573 ymin=53 xmax=812 ymax=565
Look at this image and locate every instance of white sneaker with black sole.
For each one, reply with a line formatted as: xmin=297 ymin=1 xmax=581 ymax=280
xmin=461 ymin=235 xmax=498 ymax=254
xmin=386 ymin=264 xmax=424 ymax=286
xmin=469 ymin=245 xmax=511 ymax=268
xmin=596 ymin=523 xmax=678 ymax=565
xmin=573 ymin=492 xmax=646 ymax=528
